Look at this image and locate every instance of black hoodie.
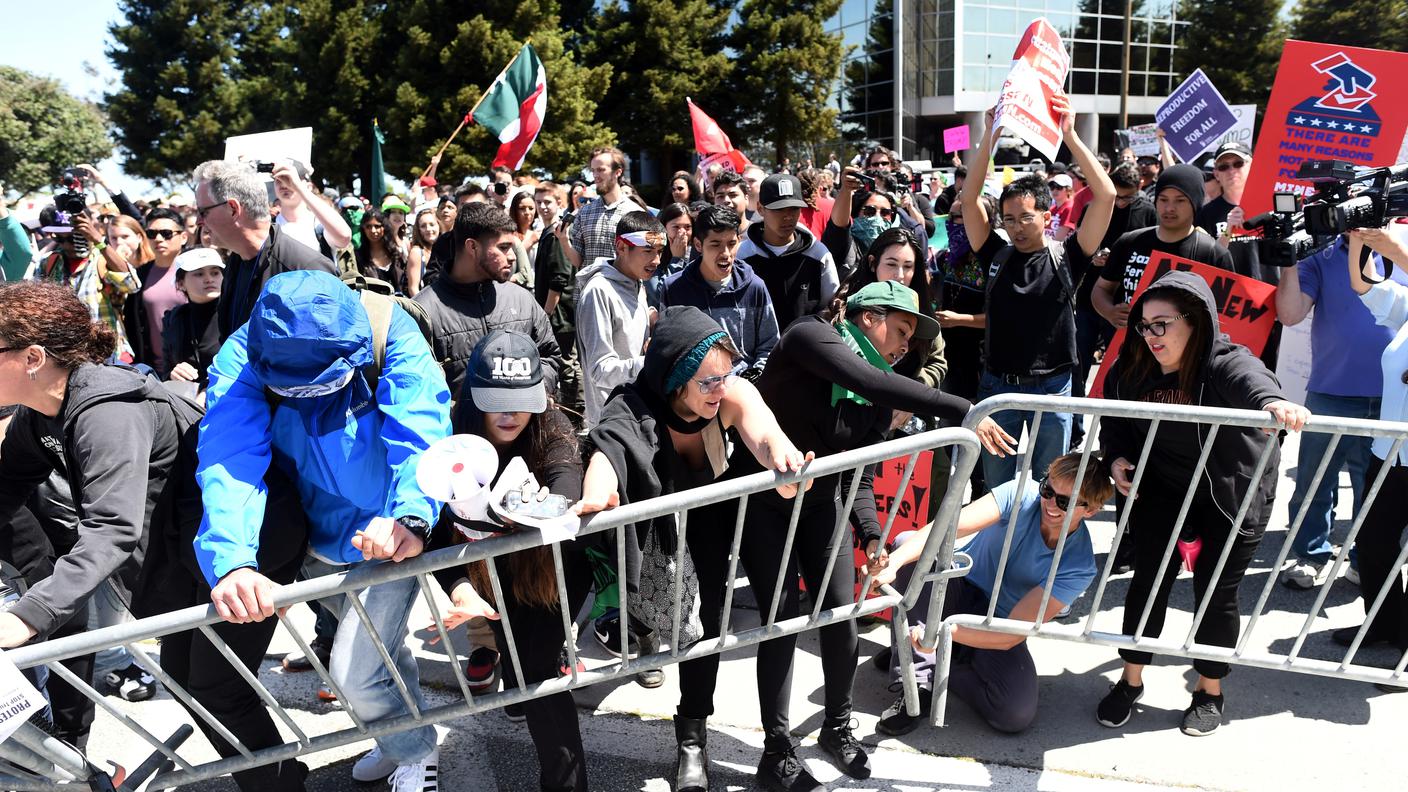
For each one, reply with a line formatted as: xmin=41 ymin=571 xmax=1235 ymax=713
xmin=0 ymin=364 xmax=206 ymax=637
xmin=1101 ymin=270 xmax=1285 ymax=527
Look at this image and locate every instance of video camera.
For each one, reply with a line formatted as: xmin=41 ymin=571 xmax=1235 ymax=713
xmin=1249 ymin=159 xmax=1408 ymax=267
xmin=52 ymin=168 xmax=91 ymax=257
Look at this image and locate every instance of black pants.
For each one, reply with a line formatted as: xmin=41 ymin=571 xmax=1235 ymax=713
xmin=1355 ymin=457 xmax=1408 ymax=648
xmin=679 ymin=480 xmax=858 ymax=752
xmin=1119 ymin=487 xmax=1265 ymax=679
xmin=490 ymin=543 xmax=593 ymax=792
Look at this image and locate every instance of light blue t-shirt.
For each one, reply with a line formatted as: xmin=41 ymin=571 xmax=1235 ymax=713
xmin=1298 ymin=239 xmax=1403 ymax=398
xmin=960 ymin=480 xmax=1097 ymax=618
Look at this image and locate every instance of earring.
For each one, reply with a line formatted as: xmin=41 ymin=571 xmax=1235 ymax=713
xmin=27 ymin=370 xmax=37 ymax=381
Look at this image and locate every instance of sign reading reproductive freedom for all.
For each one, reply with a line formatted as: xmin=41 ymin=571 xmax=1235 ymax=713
xmin=993 ymin=19 xmax=1070 ymax=162
xmin=1242 ymin=40 xmax=1408 ymax=216
xmin=1155 ymin=69 xmax=1238 ymax=163
xmin=1090 ymin=252 xmax=1278 ymax=399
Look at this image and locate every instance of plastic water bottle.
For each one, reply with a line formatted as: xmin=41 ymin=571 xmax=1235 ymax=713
xmin=0 ymin=579 xmax=21 ymax=613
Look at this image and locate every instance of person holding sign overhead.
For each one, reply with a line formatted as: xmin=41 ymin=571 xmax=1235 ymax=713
xmin=959 ymin=95 xmax=1115 ymax=488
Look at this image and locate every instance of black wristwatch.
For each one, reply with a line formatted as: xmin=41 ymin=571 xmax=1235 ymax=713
xmin=398 ymin=515 xmax=433 ymax=543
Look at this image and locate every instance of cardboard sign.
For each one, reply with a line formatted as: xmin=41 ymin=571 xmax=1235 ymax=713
xmin=943 ymin=125 xmax=971 ymax=153
xmin=993 ymin=19 xmax=1071 ymax=162
xmin=1243 ymin=40 xmax=1408 ymax=216
xmin=1155 ymin=69 xmax=1238 ymax=163
xmin=0 ymin=652 xmax=45 ymax=746
xmin=853 ymin=450 xmax=934 ymax=621
xmin=1121 ymin=123 xmax=1162 ymax=157
xmin=1212 ymin=104 xmax=1258 ymax=155
xmin=1090 ymin=252 xmax=1279 ymax=398
xmin=223 ymin=127 xmax=314 ymax=167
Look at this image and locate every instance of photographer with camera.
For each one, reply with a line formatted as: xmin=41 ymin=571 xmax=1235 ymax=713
xmin=71 ymin=164 xmax=142 ymax=223
xmin=270 ymin=160 xmax=353 ymax=256
xmin=35 ymin=192 xmax=141 ymax=363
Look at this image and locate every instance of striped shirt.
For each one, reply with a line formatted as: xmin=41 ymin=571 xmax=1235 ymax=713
xmin=569 ymin=194 xmax=643 ymax=265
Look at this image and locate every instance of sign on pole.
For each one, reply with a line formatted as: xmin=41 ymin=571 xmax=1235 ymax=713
xmin=1155 ymin=69 xmax=1238 ymax=163
xmin=943 ymin=125 xmax=971 ymax=153
xmin=993 ymin=19 xmax=1071 ymax=162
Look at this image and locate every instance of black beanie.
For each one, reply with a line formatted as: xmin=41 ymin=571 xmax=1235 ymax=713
xmin=1153 ymin=164 xmax=1206 ymax=214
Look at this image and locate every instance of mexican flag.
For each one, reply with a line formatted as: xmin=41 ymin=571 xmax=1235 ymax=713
xmin=472 ymin=44 xmax=548 ymax=170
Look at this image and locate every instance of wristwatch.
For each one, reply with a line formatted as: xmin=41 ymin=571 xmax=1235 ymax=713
xmin=397 ymin=515 xmax=433 ymax=543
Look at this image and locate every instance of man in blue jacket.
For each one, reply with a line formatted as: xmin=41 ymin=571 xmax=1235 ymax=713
xmin=195 ymin=270 xmax=451 ymax=792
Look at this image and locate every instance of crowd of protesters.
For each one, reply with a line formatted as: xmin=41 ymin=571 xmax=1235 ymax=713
xmin=12 ymin=85 xmax=1408 ymax=792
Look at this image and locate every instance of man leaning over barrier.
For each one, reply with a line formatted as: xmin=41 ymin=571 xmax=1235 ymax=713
xmin=868 ymin=452 xmax=1114 ymax=736
xmin=194 ymin=269 xmax=452 ymax=792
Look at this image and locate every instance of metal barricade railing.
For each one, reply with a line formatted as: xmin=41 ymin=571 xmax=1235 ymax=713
xmin=0 ymin=427 xmax=981 ymax=791
xmin=896 ymin=393 xmax=1408 ymax=729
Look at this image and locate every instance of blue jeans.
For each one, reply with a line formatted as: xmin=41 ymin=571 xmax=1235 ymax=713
xmin=977 ymin=369 xmax=1073 ymax=488
xmin=329 ymin=569 xmax=435 ymax=764
xmin=1286 ymin=391 xmax=1378 ymax=566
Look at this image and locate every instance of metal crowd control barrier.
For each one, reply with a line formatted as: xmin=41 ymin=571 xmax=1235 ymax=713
xmin=0 ymin=427 xmax=981 ymax=791
xmin=895 ymin=393 xmax=1408 ymax=729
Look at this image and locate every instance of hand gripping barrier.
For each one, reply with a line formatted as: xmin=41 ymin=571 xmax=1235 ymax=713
xmin=0 ymin=427 xmax=982 ymax=791
xmin=897 ymin=393 xmax=1408 ymax=730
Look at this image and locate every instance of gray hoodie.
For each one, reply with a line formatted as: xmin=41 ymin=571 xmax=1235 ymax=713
xmin=576 ymin=256 xmax=650 ymax=428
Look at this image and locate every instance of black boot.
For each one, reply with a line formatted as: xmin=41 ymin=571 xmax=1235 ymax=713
xmin=673 ymin=716 xmax=709 ymax=791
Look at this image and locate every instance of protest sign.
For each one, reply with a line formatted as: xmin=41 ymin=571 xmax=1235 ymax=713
xmin=1155 ymin=69 xmax=1238 ymax=163
xmin=224 ymin=127 xmax=314 ymax=166
xmin=1090 ymin=252 xmax=1278 ymax=398
xmin=993 ymin=19 xmax=1070 ymax=162
xmin=0 ymin=652 xmax=45 ymax=746
xmin=943 ymin=124 xmax=971 ymax=153
xmin=855 ymin=450 xmax=934 ymax=620
xmin=1210 ymin=104 xmax=1258 ymax=156
xmin=1243 ymin=40 xmax=1408 ymax=217
xmin=1121 ymin=123 xmax=1161 ymax=157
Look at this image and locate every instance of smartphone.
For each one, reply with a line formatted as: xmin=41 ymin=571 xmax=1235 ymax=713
xmin=559 ymin=210 xmax=575 ymax=226
xmin=855 ymin=172 xmax=877 ymax=190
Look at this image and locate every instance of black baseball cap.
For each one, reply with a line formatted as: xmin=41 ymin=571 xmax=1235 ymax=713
xmin=1214 ymin=140 xmax=1253 ymax=162
xmin=758 ymin=174 xmax=808 ymax=210
xmin=465 ymin=330 xmax=547 ymax=414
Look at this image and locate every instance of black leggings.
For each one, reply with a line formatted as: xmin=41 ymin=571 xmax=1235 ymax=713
xmin=678 ymin=481 xmax=858 ymax=752
xmin=1119 ymin=487 xmax=1266 ymax=679
xmin=1355 ymin=457 xmax=1408 ymax=648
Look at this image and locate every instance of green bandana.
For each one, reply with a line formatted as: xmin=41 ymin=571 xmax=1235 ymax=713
xmin=831 ymin=320 xmax=894 ymax=407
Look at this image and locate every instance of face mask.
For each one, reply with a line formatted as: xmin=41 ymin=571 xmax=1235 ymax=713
xmin=850 ymin=214 xmax=895 ymax=251
xmin=946 ymin=219 xmax=971 ymax=261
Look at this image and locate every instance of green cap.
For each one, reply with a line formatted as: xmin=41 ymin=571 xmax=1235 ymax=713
xmin=381 ymin=194 xmax=412 ymax=214
xmin=848 ymin=280 xmax=940 ymax=340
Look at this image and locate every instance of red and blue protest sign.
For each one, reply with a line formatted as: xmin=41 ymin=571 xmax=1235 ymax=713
xmin=1243 ymin=40 xmax=1408 ymax=217
xmin=1155 ymin=69 xmax=1238 ymax=163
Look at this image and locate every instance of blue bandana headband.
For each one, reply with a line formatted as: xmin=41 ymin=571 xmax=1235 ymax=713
xmin=665 ymin=331 xmax=728 ymax=393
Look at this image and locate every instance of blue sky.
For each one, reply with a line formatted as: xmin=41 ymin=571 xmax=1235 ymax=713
xmin=0 ymin=0 xmax=123 ymax=103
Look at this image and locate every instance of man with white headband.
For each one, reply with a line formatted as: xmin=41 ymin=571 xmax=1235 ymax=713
xmin=194 ymin=269 xmax=451 ymax=792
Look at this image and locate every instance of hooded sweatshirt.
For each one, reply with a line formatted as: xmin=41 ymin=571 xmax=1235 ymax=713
xmin=1101 ymin=270 xmax=1285 ymax=527
xmin=663 ymin=257 xmax=780 ymax=376
xmin=195 ymin=270 xmax=451 ymax=585
xmin=575 ymin=256 xmax=650 ymax=428
xmin=0 ymin=364 xmax=204 ymax=636
xmin=735 ymin=223 xmax=840 ymax=332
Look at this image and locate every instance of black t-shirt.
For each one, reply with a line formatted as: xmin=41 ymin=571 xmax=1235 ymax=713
xmin=1076 ymin=197 xmax=1157 ymax=311
xmin=1133 ymin=369 xmax=1204 ymax=493
xmin=1196 ymin=197 xmax=1277 ymax=286
xmin=1099 ymin=227 xmax=1233 ymax=306
xmin=976 ymin=234 xmax=1091 ymax=377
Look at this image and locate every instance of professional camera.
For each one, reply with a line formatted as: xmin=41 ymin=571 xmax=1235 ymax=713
xmin=54 ymin=168 xmax=88 ymax=217
xmin=1248 ymin=159 xmax=1408 ymax=266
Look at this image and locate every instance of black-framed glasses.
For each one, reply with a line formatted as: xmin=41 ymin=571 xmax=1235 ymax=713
xmin=1133 ymin=313 xmax=1187 ymax=337
xmin=1114 ymin=193 xmax=1136 ymax=207
xmin=694 ymin=361 xmax=747 ymax=395
xmin=860 ymin=205 xmax=896 ymax=220
xmin=1039 ymin=477 xmax=1084 ymax=512
xmin=145 ymin=228 xmax=181 ymax=240
xmin=196 ymin=200 xmax=231 ymax=221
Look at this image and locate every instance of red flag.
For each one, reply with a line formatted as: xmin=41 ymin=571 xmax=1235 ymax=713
xmin=688 ymin=98 xmax=734 ymax=156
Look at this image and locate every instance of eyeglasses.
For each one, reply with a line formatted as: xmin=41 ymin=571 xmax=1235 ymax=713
xmin=145 ymin=228 xmax=181 ymax=240
xmin=859 ymin=205 xmax=896 ymax=220
xmin=1133 ymin=313 xmax=1187 ymax=337
xmin=694 ymin=362 xmax=747 ymax=395
xmin=1216 ymin=159 xmax=1246 ymax=171
xmin=1114 ymin=193 xmax=1136 ymax=207
xmin=196 ymin=201 xmax=231 ymax=221
xmin=1039 ymin=477 xmax=1085 ymax=512
xmin=1001 ymin=214 xmax=1041 ymax=226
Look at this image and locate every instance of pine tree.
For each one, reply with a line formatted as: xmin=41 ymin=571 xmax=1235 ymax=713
xmin=1174 ymin=0 xmax=1285 ymax=111
xmin=727 ymin=0 xmax=846 ymax=165
xmin=1290 ymin=0 xmax=1407 ymax=52
xmin=588 ymin=0 xmax=733 ymax=180
xmin=383 ymin=0 xmax=616 ymax=182
xmin=0 ymin=67 xmax=112 ymax=195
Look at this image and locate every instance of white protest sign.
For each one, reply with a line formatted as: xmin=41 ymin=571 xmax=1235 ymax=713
xmin=1122 ymin=123 xmax=1161 ymax=156
xmin=992 ymin=19 xmax=1071 ymax=163
xmin=0 ymin=652 xmax=45 ymax=746
xmin=224 ymin=127 xmax=314 ymax=167
xmin=1208 ymin=104 xmax=1257 ymax=156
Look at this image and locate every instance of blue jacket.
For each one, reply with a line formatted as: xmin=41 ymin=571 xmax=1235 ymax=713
xmin=663 ymin=258 xmax=780 ymax=376
xmin=194 ymin=271 xmax=451 ymax=586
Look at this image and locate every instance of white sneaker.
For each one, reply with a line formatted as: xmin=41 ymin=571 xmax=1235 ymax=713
xmin=352 ymin=745 xmax=398 ymax=782
xmin=1280 ymin=560 xmax=1325 ymax=590
xmin=388 ymin=748 xmax=439 ymax=792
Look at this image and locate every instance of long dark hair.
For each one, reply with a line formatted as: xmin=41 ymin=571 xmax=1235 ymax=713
xmin=847 ymin=227 xmax=932 ymax=312
xmin=1117 ymin=286 xmax=1212 ymax=398
xmin=664 ymin=171 xmax=701 ymax=206
xmin=355 ymin=209 xmax=408 ymax=291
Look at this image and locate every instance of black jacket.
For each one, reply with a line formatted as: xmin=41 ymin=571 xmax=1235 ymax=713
xmin=414 ymin=275 xmax=562 ymax=398
xmin=0 ymin=365 xmax=205 ymax=636
xmin=1101 ymin=270 xmax=1285 ymax=527
xmin=217 ymin=225 xmax=337 ymax=340
xmin=735 ymin=223 xmax=838 ymax=331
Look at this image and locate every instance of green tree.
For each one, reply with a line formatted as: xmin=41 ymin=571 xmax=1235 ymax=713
xmin=727 ymin=0 xmax=845 ymax=164
xmin=1290 ymin=0 xmax=1407 ymax=51
xmin=383 ymin=0 xmax=617 ymax=182
xmin=588 ymin=0 xmax=733 ymax=180
xmin=1175 ymin=0 xmax=1285 ymax=111
xmin=0 ymin=67 xmax=112 ymax=195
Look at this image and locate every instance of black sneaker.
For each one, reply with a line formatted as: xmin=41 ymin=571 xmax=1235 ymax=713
xmin=465 ymin=646 xmax=500 ymax=693
xmin=757 ymin=747 xmax=822 ymax=792
xmin=282 ymin=635 xmax=333 ymax=672
xmin=1180 ymin=690 xmax=1224 ymax=736
xmin=1332 ymin=625 xmax=1395 ymax=649
xmin=818 ymin=720 xmax=870 ymax=778
xmin=593 ymin=615 xmax=640 ymax=659
xmin=504 ymin=702 xmax=526 ymax=723
xmin=1096 ymin=680 xmax=1143 ymax=728
xmin=104 ymin=663 xmax=157 ymax=702
xmin=876 ymin=691 xmax=931 ymax=736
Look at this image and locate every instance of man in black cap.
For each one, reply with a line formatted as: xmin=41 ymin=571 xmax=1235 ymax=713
xmin=1092 ymin=164 xmax=1232 ymax=330
xmin=734 ymin=173 xmax=839 ymax=331
xmin=1197 ymin=141 xmax=1273 ymax=283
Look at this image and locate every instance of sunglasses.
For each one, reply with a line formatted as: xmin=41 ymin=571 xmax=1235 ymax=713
xmin=1216 ymin=159 xmax=1246 ymax=171
xmin=859 ymin=205 xmax=896 ymax=220
xmin=1039 ymin=477 xmax=1085 ymax=512
xmin=694 ymin=361 xmax=747 ymax=395
xmin=145 ymin=228 xmax=181 ymax=240
xmin=1133 ymin=313 xmax=1187 ymax=337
